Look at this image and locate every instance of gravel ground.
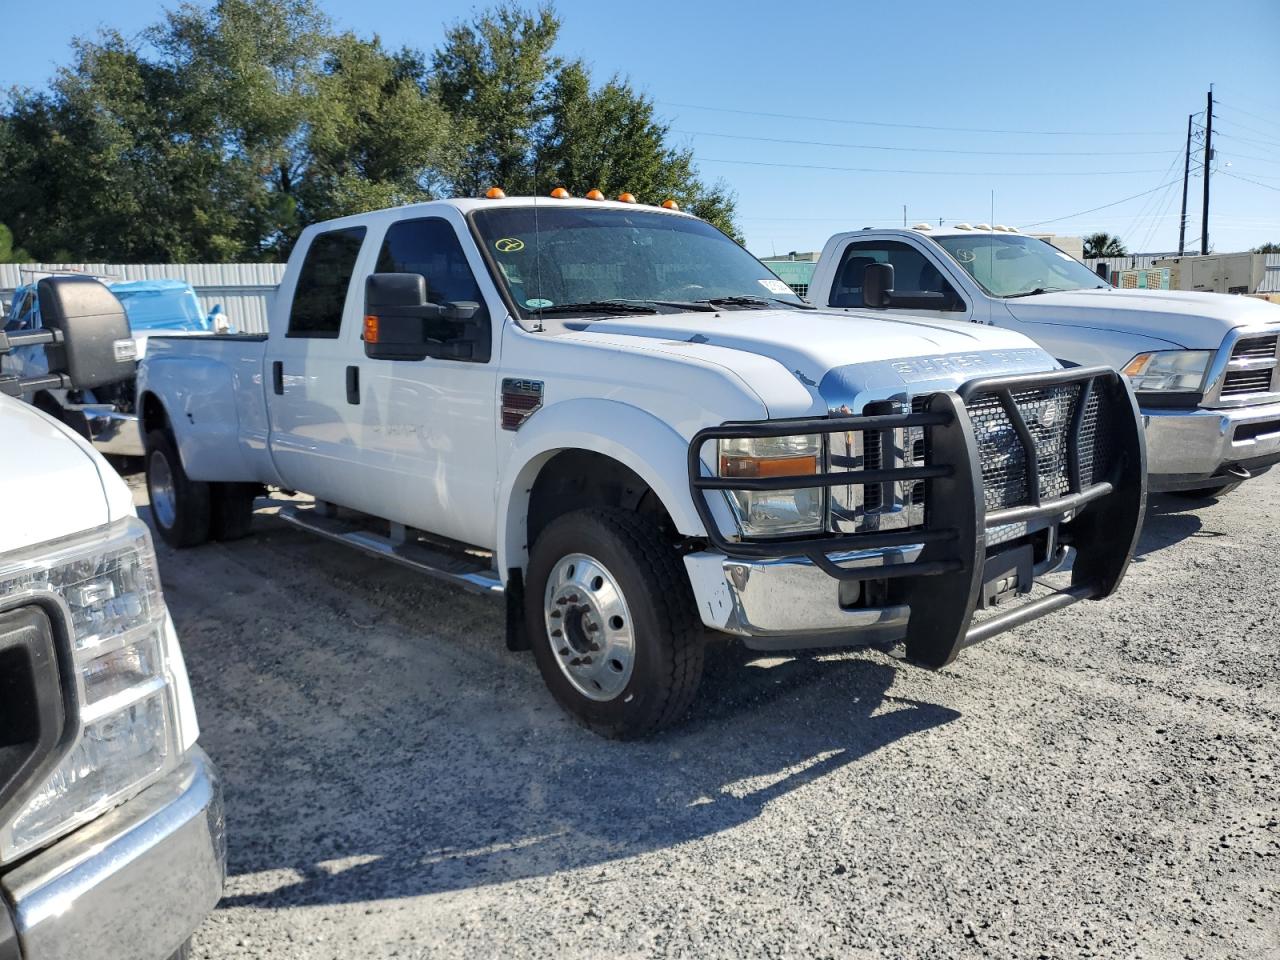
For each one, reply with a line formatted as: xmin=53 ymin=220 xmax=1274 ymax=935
xmin=133 ymin=475 xmax=1280 ymax=959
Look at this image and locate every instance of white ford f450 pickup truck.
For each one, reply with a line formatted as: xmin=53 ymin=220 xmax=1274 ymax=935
xmin=137 ymin=195 xmax=1146 ymax=738
xmin=810 ymin=225 xmax=1280 ymax=497
xmin=0 ymin=277 xmax=223 ymax=959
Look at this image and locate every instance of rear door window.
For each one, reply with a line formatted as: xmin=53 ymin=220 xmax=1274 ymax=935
xmin=287 ymin=227 xmax=366 ymax=338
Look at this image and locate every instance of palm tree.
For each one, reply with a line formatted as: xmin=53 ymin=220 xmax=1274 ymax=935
xmin=1083 ymin=232 xmax=1127 ymax=258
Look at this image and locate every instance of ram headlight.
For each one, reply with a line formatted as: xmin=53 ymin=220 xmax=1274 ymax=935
xmin=718 ymin=434 xmax=825 ymax=537
xmin=1122 ymin=350 xmax=1212 ymax=393
xmin=0 ymin=517 xmax=180 ymax=863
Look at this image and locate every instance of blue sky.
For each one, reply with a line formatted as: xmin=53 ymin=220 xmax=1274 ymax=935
xmin=6 ymin=0 xmax=1279 ymax=256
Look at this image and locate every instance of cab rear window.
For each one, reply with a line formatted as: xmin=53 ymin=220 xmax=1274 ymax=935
xmin=287 ymin=227 xmax=366 ymax=338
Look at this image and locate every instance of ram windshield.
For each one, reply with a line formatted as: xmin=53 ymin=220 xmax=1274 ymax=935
xmin=470 ymin=205 xmax=805 ymax=318
xmin=931 ymin=233 xmax=1107 ymax=299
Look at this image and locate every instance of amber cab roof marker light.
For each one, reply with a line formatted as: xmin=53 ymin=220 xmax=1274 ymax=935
xmin=484 ymin=187 xmax=506 ymax=199
xmin=585 ymin=189 xmax=605 ymax=200
xmin=661 ymin=199 xmax=680 ymax=210
xmin=617 ymin=192 xmax=637 ymax=203
xmin=550 ymin=187 xmax=571 ymax=199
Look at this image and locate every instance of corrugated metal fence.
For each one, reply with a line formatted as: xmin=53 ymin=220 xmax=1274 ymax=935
xmin=0 ymin=262 xmax=285 ymax=334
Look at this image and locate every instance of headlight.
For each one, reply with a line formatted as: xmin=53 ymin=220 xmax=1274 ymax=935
xmin=1122 ymin=350 xmax=1212 ymax=393
xmin=0 ymin=518 xmax=180 ymax=863
xmin=718 ymin=434 xmax=824 ymax=537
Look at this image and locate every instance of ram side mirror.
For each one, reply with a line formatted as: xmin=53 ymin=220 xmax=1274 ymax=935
xmin=862 ymin=262 xmax=894 ymax=308
xmin=38 ymin=277 xmax=136 ymax=388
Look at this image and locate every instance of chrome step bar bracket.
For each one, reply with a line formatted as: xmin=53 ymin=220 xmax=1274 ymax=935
xmin=277 ymin=504 xmax=504 ymax=597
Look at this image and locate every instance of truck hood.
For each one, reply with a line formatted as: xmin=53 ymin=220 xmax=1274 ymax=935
xmin=1003 ymin=288 xmax=1280 ymax=349
xmin=576 ymin=308 xmax=1041 ymax=383
xmin=0 ymin=398 xmax=125 ymax=552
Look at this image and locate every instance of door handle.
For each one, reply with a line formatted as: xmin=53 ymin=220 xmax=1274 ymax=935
xmin=272 ymin=360 xmax=283 ymax=395
xmin=345 ymin=365 xmax=360 ymax=405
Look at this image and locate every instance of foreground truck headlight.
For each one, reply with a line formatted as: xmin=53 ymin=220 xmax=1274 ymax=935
xmin=718 ymin=434 xmax=824 ymax=536
xmin=1122 ymin=350 xmax=1212 ymax=393
xmin=0 ymin=518 xmax=181 ymax=863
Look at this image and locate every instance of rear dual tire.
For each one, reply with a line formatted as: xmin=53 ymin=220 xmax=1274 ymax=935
xmin=524 ymin=508 xmax=704 ymax=739
xmin=145 ymin=429 xmax=257 ymax=548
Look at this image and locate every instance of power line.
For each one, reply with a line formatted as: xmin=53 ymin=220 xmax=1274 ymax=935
xmin=659 ymin=100 xmax=1176 ymax=137
xmin=1215 ymin=114 xmax=1280 ymax=141
xmin=1019 ymin=178 xmax=1185 ymax=229
xmin=1215 ymin=101 xmax=1280 ymax=134
xmin=1220 ymin=171 xmax=1280 ymax=194
xmin=1215 ymin=129 xmax=1280 ymax=151
xmin=671 ymin=128 xmax=1180 ymax=158
xmin=695 ymin=157 xmax=1169 ymax=177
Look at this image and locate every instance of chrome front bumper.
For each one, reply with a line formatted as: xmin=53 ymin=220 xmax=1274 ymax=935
xmin=1144 ymin=400 xmax=1280 ymax=491
xmin=1 ymin=748 xmax=225 ymax=960
xmin=684 ymin=547 xmax=915 ymax=650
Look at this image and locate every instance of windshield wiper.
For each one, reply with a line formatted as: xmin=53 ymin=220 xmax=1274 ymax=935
xmin=529 ymin=300 xmax=660 ymax=317
xmin=695 ymin=296 xmax=816 ymax=310
xmin=1004 ymin=287 xmax=1064 ymax=299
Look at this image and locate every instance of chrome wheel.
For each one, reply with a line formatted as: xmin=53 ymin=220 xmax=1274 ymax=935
xmin=149 ymin=450 xmax=177 ymax=529
xmin=543 ymin=552 xmax=636 ymax=701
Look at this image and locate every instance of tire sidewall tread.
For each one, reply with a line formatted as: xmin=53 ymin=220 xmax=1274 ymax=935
xmin=144 ymin=429 xmax=212 ymax=548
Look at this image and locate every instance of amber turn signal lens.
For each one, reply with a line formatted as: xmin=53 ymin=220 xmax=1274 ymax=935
xmin=661 ymin=199 xmax=680 ymax=210
xmin=585 ymin=189 xmax=604 ymax=200
xmin=550 ymin=187 xmax=571 ymax=198
xmin=363 ymin=315 xmax=379 ymax=343
xmin=718 ymin=454 xmax=819 ymax=478
xmin=484 ymin=187 xmax=506 ymax=199
xmin=617 ymin=192 xmax=637 ymax=203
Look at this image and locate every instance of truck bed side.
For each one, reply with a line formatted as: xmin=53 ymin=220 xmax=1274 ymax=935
xmin=138 ymin=334 xmax=279 ymax=485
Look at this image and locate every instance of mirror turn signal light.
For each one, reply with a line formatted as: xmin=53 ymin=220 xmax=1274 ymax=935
xmin=617 ymin=192 xmax=637 ymax=203
xmin=585 ymin=189 xmax=605 ymax=200
xmin=550 ymin=187 xmax=571 ymax=199
xmin=485 ymin=187 xmax=506 ymax=199
xmin=661 ymin=199 xmax=680 ymax=210
xmin=363 ymin=315 xmax=380 ymax=343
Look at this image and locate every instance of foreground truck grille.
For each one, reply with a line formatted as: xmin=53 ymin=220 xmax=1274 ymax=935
xmin=1219 ymin=333 xmax=1279 ymax=398
xmin=965 ymin=384 xmax=1106 ymax=513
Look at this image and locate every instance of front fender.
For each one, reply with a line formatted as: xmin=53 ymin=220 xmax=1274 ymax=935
xmin=496 ymin=398 xmax=735 ymax=575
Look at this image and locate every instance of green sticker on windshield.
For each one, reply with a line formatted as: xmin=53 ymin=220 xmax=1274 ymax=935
xmin=495 ymin=237 xmax=525 ymax=253
xmin=526 ymin=298 xmax=553 ymax=308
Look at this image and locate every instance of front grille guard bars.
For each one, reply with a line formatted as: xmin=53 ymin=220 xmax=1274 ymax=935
xmin=687 ymin=366 xmax=1147 ymax=667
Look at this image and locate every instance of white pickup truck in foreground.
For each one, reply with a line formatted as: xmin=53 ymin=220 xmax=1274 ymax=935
xmin=0 ymin=278 xmax=223 ymax=959
xmin=810 ymin=225 xmax=1280 ymax=496
xmin=138 ymin=194 xmax=1145 ymax=738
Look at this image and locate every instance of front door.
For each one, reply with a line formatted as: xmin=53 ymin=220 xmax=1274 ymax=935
xmin=355 ymin=215 xmax=500 ymax=549
xmin=826 ymin=238 xmax=974 ymax=323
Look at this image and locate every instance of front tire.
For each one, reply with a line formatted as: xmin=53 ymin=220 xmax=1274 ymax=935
xmin=524 ymin=508 xmax=704 ymax=739
xmin=145 ymin=429 xmax=211 ymax=548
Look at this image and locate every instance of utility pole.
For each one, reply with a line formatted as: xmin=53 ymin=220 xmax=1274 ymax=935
xmin=1201 ymin=86 xmax=1213 ymax=255
xmin=1178 ymin=113 xmax=1192 ymax=255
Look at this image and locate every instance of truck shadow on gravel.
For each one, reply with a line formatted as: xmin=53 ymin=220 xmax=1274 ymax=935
xmin=215 ymin=644 xmax=958 ymax=909
xmin=1132 ymin=494 xmax=1222 ymax=559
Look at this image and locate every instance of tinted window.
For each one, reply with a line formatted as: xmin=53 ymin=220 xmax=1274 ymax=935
xmin=287 ymin=227 xmax=366 ymax=338
xmin=375 ymin=217 xmax=490 ymax=362
xmin=830 ymin=240 xmax=961 ymax=310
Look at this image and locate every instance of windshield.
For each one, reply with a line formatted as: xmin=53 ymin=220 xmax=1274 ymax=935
xmin=470 ymin=206 xmax=804 ymax=318
xmin=111 ymin=283 xmax=211 ymax=332
xmin=931 ymin=234 xmax=1106 ymax=298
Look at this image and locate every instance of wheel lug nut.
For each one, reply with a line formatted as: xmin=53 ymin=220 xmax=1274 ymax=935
xmin=550 ymin=609 xmax=562 ymax=619
xmin=551 ymin=629 xmax=562 ymax=637
xmin=558 ymin=647 xmax=570 ymax=656
xmin=589 ymin=642 xmax=601 ymax=652
xmin=568 ymin=594 xmax=580 ymax=603
xmin=586 ymin=622 xmax=599 ymax=632
xmin=555 ymin=597 xmax=568 ymax=606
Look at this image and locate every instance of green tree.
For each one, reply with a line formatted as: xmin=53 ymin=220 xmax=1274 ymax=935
xmin=1253 ymin=241 xmax=1280 ymax=254
xmin=1083 ymin=232 xmax=1127 ymax=258
xmin=431 ymin=4 xmax=739 ymax=237
xmin=0 ymin=223 xmax=30 ymax=263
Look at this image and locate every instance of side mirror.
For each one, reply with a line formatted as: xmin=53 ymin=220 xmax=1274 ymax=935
xmin=38 ymin=277 xmax=136 ymax=388
xmin=863 ymin=262 xmax=894 ymax=308
xmin=363 ymin=273 xmax=441 ymax=361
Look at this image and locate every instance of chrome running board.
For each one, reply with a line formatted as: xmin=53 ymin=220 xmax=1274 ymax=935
xmin=278 ymin=504 xmax=504 ymax=597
